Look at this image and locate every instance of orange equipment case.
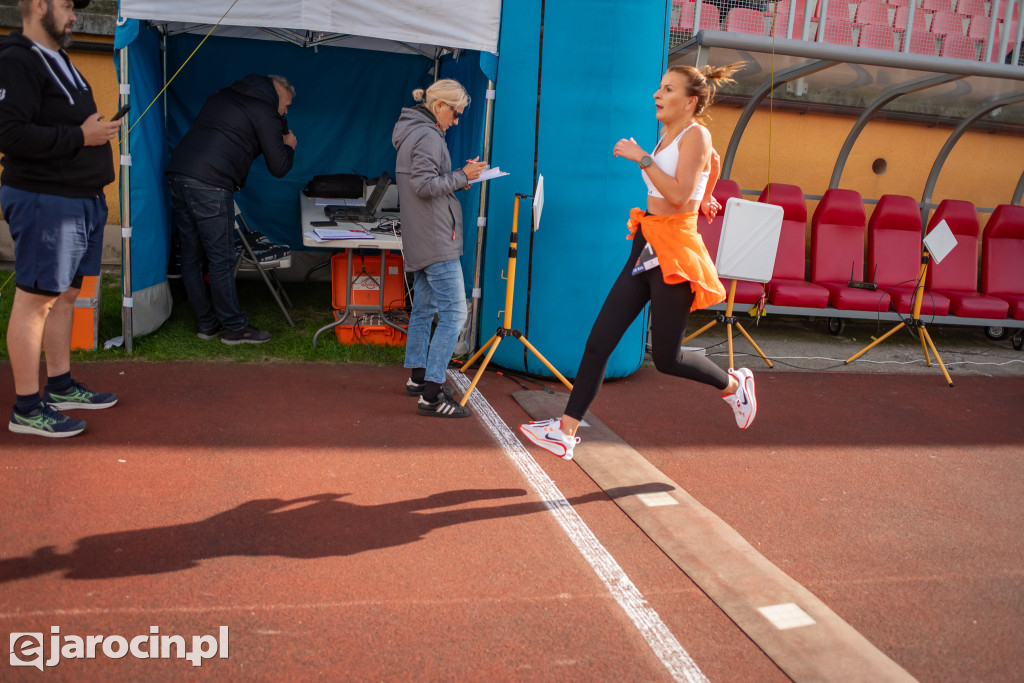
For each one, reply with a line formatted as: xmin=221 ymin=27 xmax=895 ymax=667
xmin=330 ymin=251 xmax=405 ymax=311
xmin=71 ymin=275 xmax=101 ymax=350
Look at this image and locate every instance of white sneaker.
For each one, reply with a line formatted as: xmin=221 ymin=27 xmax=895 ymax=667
xmin=723 ymin=368 xmax=757 ymax=429
xmin=519 ymin=418 xmax=580 ymax=460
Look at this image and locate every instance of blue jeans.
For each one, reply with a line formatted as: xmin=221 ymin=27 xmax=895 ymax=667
xmin=404 ymin=259 xmax=468 ymax=385
xmin=167 ymin=175 xmax=247 ymax=331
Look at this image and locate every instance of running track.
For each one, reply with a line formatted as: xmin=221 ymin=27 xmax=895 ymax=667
xmin=1 ymin=360 xmax=1021 ymax=681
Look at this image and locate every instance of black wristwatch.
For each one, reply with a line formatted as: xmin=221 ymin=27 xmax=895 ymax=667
xmin=639 ymin=155 xmax=653 ymax=169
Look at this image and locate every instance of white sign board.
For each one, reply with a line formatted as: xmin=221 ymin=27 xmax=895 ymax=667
xmin=715 ymin=198 xmax=784 ymax=283
xmin=923 ymin=219 xmax=958 ymax=264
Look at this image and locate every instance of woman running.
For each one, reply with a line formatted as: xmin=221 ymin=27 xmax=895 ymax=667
xmin=520 ymin=62 xmax=756 ymax=460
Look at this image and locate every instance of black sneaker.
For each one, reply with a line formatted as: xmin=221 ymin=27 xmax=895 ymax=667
xmin=9 ymin=405 xmax=87 ymax=438
xmin=405 ymin=379 xmax=454 ymax=398
xmin=43 ymin=380 xmax=118 ymax=411
xmin=416 ymin=393 xmax=470 ymax=418
xmin=197 ymin=325 xmax=223 ymax=340
xmin=221 ymin=325 xmax=272 ymax=345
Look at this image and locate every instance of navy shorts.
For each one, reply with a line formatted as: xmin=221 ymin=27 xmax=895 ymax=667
xmin=1 ymin=185 xmax=107 ymax=296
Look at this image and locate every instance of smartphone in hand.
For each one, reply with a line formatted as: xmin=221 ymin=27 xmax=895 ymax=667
xmin=111 ymin=104 xmax=131 ymax=121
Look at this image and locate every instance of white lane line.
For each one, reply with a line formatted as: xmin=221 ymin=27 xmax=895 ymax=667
xmin=450 ymin=370 xmax=708 ymax=683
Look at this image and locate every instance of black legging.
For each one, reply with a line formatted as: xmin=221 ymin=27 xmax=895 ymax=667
xmin=564 ymin=228 xmax=730 ymax=421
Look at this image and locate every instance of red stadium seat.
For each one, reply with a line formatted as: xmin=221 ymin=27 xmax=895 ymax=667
xmin=894 ymin=5 xmax=928 ymax=32
xmin=940 ymin=33 xmax=979 ymax=58
xmin=696 ymin=179 xmax=742 ymax=264
xmin=854 ymin=0 xmax=893 ymax=26
xmin=821 ymin=16 xmax=856 ymax=44
xmin=757 ymin=183 xmax=830 ymax=307
xmin=867 ymin=195 xmax=950 ymax=315
xmin=859 ymin=24 xmax=899 ymax=49
xmin=981 ymin=204 xmax=1024 ymax=320
xmin=925 ymin=199 xmax=1010 ymax=318
xmin=955 ymin=0 xmax=987 ymax=18
xmin=677 ymin=1 xmax=723 ymax=31
xmin=811 ymin=189 xmax=892 ymax=311
xmin=929 ymin=10 xmax=967 ymax=35
xmin=906 ymin=30 xmax=940 ymax=54
xmin=726 ymin=7 xmax=768 ymax=34
xmin=920 ymin=0 xmax=953 ymax=13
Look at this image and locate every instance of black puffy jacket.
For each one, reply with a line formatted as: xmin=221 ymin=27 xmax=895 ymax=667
xmin=165 ymin=74 xmax=293 ymax=190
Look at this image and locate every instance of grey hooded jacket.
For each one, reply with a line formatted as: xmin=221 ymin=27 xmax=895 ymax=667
xmin=392 ymin=105 xmax=468 ymax=272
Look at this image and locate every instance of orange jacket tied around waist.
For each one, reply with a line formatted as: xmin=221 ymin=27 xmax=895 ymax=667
xmin=627 ymin=208 xmax=726 ymax=312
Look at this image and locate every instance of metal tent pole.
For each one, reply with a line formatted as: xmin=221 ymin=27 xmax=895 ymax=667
xmin=118 ymin=44 xmax=134 ymax=353
xmin=467 ymin=79 xmax=496 ymax=356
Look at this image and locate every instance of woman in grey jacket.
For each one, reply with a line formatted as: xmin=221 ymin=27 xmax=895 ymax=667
xmin=392 ymin=79 xmax=486 ymax=417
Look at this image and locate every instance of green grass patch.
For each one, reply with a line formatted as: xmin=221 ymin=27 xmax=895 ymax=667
xmin=0 ymin=269 xmax=406 ymax=366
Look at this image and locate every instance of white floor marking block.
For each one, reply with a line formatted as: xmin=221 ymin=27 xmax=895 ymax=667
xmin=758 ymin=603 xmax=817 ymax=630
xmin=636 ymin=491 xmax=680 ymax=507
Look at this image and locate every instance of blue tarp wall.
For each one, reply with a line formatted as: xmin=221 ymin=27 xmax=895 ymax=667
xmin=480 ymin=0 xmax=671 ymax=379
xmin=114 ymin=21 xmax=489 ymax=333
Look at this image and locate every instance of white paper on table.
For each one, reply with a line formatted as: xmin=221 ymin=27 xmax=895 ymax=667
xmin=313 ymin=228 xmax=372 ymax=240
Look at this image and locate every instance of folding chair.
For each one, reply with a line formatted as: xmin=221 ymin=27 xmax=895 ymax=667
xmin=232 ymin=201 xmax=295 ymax=327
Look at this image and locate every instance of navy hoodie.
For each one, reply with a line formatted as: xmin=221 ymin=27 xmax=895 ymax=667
xmin=165 ymin=74 xmax=294 ymax=191
xmin=0 ymin=30 xmax=114 ymax=198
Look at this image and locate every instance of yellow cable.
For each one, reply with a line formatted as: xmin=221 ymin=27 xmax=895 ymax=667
xmin=120 ymin=0 xmax=241 ymax=140
xmin=0 ymin=270 xmax=14 ymax=293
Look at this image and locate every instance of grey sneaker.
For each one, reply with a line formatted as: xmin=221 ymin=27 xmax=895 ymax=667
xmin=9 ymin=405 xmax=87 ymax=438
xmin=221 ymin=325 xmax=271 ymax=345
xmin=197 ymin=326 xmax=223 ymax=340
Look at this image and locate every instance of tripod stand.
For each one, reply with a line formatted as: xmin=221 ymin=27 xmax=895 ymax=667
xmin=680 ymin=279 xmax=774 ymax=370
xmin=844 ymin=251 xmax=954 ymax=386
xmin=459 ymin=193 xmax=574 ymax=406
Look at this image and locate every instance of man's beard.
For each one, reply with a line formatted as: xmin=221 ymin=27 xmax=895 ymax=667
xmin=41 ymin=6 xmax=74 ymax=50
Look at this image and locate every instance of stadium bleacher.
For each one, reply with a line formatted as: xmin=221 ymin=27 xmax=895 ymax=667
xmin=671 ymin=0 xmax=1024 ymax=64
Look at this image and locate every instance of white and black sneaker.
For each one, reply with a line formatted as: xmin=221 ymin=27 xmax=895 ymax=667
xmin=417 ymin=393 xmax=470 ymax=418
xmin=722 ymin=367 xmax=757 ymax=429
xmin=405 ymin=379 xmax=454 ymax=398
xmin=519 ymin=418 xmax=580 ymax=460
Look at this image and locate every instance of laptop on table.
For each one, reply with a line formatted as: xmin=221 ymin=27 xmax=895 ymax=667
xmin=325 ymin=172 xmax=392 ymax=224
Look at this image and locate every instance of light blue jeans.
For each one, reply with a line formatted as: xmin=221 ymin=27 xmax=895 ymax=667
xmin=405 ymin=258 xmax=468 ymax=385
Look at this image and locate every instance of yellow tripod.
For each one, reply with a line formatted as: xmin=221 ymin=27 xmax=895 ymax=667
xmin=844 ymin=252 xmax=954 ymax=386
xmin=460 ymin=193 xmax=574 ymax=405
xmin=679 ymin=279 xmax=774 ymax=370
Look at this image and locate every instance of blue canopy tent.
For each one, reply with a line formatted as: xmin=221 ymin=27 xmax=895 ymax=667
xmin=113 ymin=0 xmax=501 ymax=349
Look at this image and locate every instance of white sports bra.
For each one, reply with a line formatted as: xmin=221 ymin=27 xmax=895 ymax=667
xmin=641 ymin=122 xmax=710 ymax=202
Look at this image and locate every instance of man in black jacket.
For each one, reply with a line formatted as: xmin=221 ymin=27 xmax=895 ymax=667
xmin=166 ymin=74 xmax=297 ymax=345
xmin=0 ymin=0 xmax=122 ymax=439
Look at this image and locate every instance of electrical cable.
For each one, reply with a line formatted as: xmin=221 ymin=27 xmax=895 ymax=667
xmin=119 ymin=0 xmax=241 ymax=141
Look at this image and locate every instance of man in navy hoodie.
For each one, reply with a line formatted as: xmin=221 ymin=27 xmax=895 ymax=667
xmin=0 ymin=0 xmax=121 ymax=438
xmin=165 ymin=74 xmax=297 ymax=345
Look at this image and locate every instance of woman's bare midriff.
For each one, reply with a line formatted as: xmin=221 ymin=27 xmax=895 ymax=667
xmin=646 ymin=195 xmax=701 ymax=217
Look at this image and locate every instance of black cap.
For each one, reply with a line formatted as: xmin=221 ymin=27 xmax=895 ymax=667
xmin=73 ymin=0 xmax=91 ymax=8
